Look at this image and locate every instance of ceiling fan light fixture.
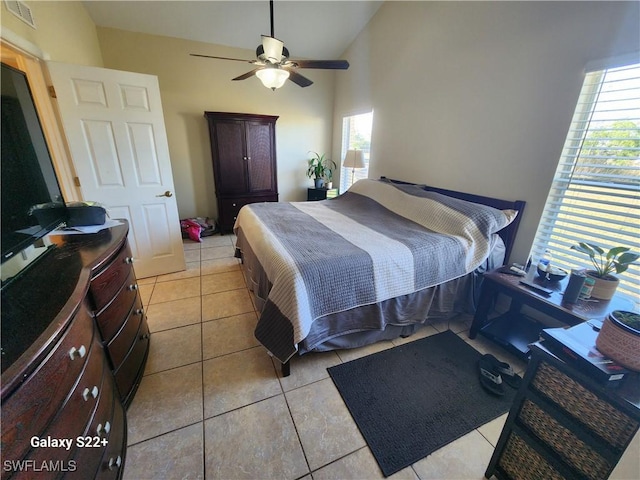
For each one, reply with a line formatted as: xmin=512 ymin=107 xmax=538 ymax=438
xmin=256 ymin=67 xmax=290 ymax=90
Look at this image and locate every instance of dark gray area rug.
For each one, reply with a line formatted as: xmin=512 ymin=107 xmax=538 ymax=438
xmin=327 ymin=330 xmax=517 ymax=477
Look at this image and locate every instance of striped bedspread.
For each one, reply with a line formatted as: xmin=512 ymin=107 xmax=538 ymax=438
xmin=234 ymin=179 xmax=517 ymax=362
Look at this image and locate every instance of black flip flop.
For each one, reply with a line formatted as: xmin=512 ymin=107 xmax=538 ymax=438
xmin=482 ymin=354 xmax=522 ymax=389
xmin=478 ymin=356 xmax=505 ymax=396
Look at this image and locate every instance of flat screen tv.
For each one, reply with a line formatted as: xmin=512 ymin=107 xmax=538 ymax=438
xmin=1 ymin=63 xmax=67 ymax=275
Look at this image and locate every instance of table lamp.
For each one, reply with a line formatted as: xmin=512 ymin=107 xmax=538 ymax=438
xmin=343 ymin=149 xmax=365 ymax=187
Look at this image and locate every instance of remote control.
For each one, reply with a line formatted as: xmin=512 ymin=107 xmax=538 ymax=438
xmin=498 ymin=265 xmax=526 ymax=276
xmin=519 ymin=280 xmax=554 ymax=295
xmin=509 ymin=266 xmax=526 ymax=276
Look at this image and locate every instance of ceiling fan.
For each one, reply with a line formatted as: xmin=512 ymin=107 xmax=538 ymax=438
xmin=190 ymin=0 xmax=349 ymax=90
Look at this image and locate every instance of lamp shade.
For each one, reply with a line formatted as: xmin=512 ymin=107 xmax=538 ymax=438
xmin=256 ymin=67 xmax=289 ymax=90
xmin=343 ymin=150 xmax=365 ymax=169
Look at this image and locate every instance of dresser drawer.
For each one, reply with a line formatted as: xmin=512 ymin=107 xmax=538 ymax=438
xmin=219 ymin=197 xmax=253 ymax=226
xmin=95 ymin=268 xmax=140 ymax=343
xmin=518 ymin=399 xmax=612 ymax=480
xmin=107 ymin=296 xmax=144 ymax=370
xmin=14 ymin=337 xmax=106 ymax=480
xmin=67 ymin=370 xmax=119 ymax=480
xmin=90 ymin=243 xmax=135 ymax=312
xmin=497 ymin=432 xmax=565 ymax=480
xmin=96 ymin=396 xmax=126 ymax=479
xmin=219 ymin=195 xmax=278 ymax=229
xmin=114 ymin=317 xmax=150 ymax=406
xmin=532 ymin=362 xmax=638 ymax=449
xmin=1 ymin=304 xmax=95 ymax=465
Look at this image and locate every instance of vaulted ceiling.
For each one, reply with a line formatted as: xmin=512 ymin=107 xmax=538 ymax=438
xmin=82 ymin=1 xmax=383 ymax=60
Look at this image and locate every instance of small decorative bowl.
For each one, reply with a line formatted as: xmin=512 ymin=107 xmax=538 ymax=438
xmin=536 ymin=265 xmax=568 ymax=282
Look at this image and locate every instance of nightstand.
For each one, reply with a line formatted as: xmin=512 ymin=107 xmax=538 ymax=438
xmin=485 ymin=342 xmax=639 ymax=480
xmin=307 ymin=188 xmax=338 ymax=201
xmin=469 ymin=268 xmax=634 ymax=360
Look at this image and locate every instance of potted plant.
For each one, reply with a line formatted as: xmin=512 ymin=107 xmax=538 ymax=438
xmin=306 ymin=152 xmax=336 ymax=189
xmin=596 ymin=310 xmax=640 ymax=371
xmin=570 ymin=243 xmax=639 ymax=300
xmin=324 ymin=167 xmax=334 ymax=189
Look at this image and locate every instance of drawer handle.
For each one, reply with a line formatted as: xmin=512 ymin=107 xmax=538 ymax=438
xmin=124 ymin=257 xmax=134 ymax=264
xmin=140 ymin=333 xmax=150 ymax=341
xmin=232 ymin=203 xmax=237 ymax=207
xmin=127 ymin=284 xmax=139 ymax=291
xmin=82 ymin=386 xmax=99 ymax=401
xmin=135 ymin=308 xmax=144 ymax=316
xmin=108 ymin=456 xmax=122 ymax=471
xmin=97 ymin=421 xmax=111 ymax=436
xmin=68 ymin=345 xmax=87 ymax=360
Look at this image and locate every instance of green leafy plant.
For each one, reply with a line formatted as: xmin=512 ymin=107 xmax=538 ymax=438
xmin=306 ymin=152 xmax=336 ymax=181
xmin=570 ymin=243 xmax=639 ymax=279
xmin=611 ymin=310 xmax=640 ymax=332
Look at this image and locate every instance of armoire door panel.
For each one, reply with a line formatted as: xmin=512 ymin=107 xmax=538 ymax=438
xmin=214 ymin=121 xmax=246 ymax=194
xmin=245 ymin=121 xmax=275 ymax=192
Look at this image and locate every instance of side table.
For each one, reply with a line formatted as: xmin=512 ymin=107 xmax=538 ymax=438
xmin=485 ymin=342 xmax=639 ymax=480
xmin=307 ymin=187 xmax=338 ymax=201
xmin=469 ymin=268 xmax=634 ymax=359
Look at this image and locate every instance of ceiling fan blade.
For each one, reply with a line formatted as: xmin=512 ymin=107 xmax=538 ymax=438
xmin=261 ymin=35 xmax=284 ymax=63
xmin=190 ymin=53 xmax=254 ymax=64
xmin=232 ymin=68 xmax=264 ymax=81
xmin=287 ymin=70 xmax=313 ymax=88
xmin=291 ymin=59 xmax=350 ymax=70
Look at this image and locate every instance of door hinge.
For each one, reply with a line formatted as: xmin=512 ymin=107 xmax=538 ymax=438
xmin=73 ymin=177 xmax=81 ymax=187
xmin=48 ymin=85 xmax=56 ymax=98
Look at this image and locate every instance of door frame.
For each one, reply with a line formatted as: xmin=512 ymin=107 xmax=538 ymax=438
xmin=0 ymin=38 xmax=81 ymax=203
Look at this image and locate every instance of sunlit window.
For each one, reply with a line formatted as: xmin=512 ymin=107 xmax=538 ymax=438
xmin=340 ymin=111 xmax=373 ymax=191
xmin=530 ymin=62 xmax=639 ymax=301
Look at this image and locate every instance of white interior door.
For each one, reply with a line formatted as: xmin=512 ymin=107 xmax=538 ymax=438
xmin=47 ymin=62 xmax=185 ymax=278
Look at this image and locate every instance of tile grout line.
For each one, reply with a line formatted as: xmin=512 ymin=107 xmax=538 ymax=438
xmin=199 ymin=242 xmax=207 ymax=480
xmin=280 ymin=383 xmax=313 ymax=477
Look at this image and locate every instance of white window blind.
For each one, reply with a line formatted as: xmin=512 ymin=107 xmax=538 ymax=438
xmin=530 ymin=62 xmax=640 ymax=301
xmin=339 ymin=112 xmax=373 ymax=192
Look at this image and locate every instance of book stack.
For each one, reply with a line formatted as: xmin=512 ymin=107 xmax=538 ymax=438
xmin=540 ymin=322 xmax=631 ymax=387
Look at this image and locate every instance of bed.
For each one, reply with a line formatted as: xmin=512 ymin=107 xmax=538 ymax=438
xmin=233 ymin=177 xmax=525 ymax=376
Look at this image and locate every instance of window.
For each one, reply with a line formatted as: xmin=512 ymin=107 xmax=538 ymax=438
xmin=530 ymin=62 xmax=639 ymax=301
xmin=340 ymin=111 xmax=373 ymax=192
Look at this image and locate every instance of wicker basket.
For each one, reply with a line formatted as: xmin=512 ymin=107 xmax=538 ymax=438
xmin=519 ymin=399 xmax=611 ymax=480
xmin=532 ymin=362 xmax=638 ymax=448
xmin=596 ymin=311 xmax=640 ymax=372
xmin=498 ymin=433 xmax=565 ymax=480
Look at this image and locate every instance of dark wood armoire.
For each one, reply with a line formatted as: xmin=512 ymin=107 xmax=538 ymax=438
xmin=205 ymin=112 xmax=279 ymax=232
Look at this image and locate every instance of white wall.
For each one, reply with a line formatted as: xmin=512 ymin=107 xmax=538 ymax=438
xmin=97 ymin=27 xmax=336 ymax=219
xmin=0 ymin=1 xmax=103 ymax=66
xmin=334 ymin=1 xmax=640 ymax=264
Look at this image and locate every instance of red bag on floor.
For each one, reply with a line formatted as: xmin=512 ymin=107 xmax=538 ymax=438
xmin=180 ymin=219 xmax=202 ymax=242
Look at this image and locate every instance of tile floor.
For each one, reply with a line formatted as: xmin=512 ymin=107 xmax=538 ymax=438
xmin=122 ymin=235 xmax=639 ymax=480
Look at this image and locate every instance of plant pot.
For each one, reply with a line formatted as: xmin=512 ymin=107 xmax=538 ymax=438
xmin=596 ymin=310 xmax=640 ymax=372
xmin=586 ymin=271 xmax=619 ymax=300
xmin=325 ymin=182 xmax=333 ymax=189
xmin=314 ymin=178 xmax=324 ymax=189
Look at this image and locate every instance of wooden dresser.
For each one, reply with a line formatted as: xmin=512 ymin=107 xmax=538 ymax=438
xmin=1 ymin=221 xmax=148 ymax=479
xmin=88 ymin=238 xmax=149 ymax=408
xmin=205 ymin=111 xmax=279 ymax=232
xmin=486 ymin=342 xmax=639 ymax=480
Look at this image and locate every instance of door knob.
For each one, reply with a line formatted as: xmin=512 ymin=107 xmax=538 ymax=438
xmin=156 ymin=190 xmax=173 ymax=198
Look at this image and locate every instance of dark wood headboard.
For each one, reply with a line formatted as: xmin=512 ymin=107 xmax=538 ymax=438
xmin=380 ymin=177 xmax=526 ymax=264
